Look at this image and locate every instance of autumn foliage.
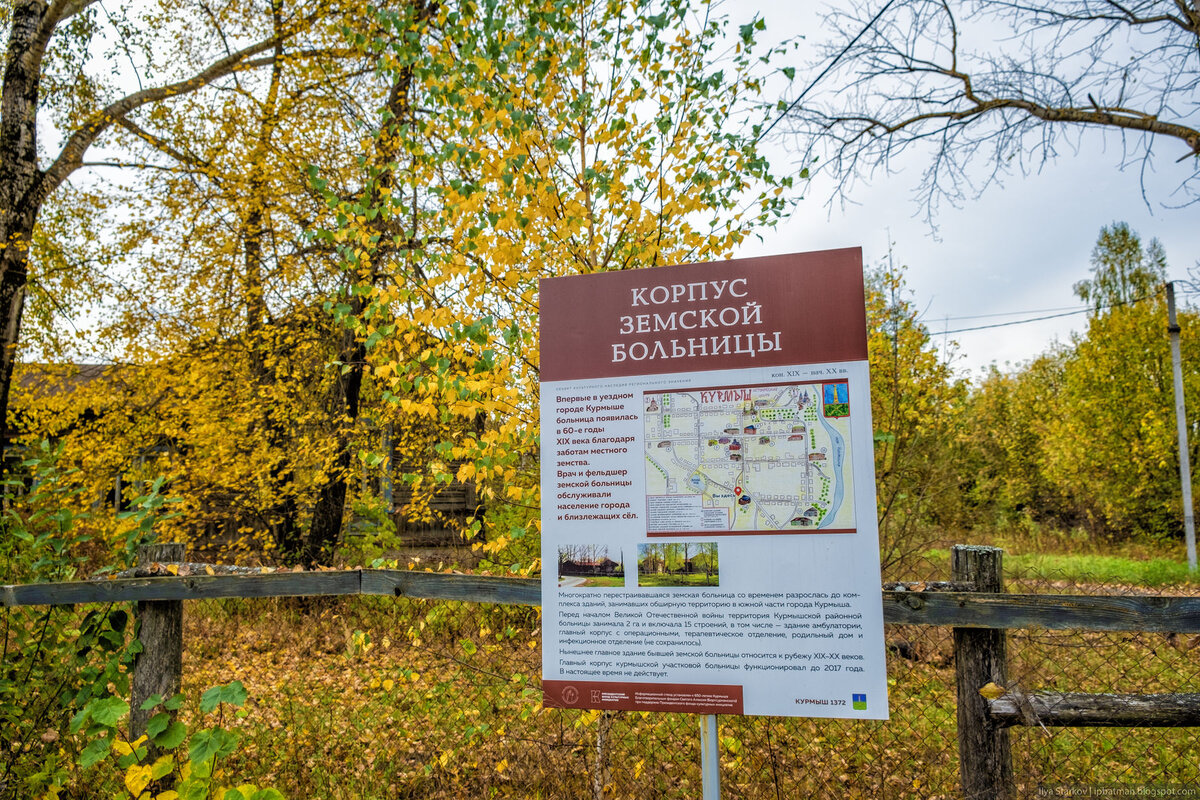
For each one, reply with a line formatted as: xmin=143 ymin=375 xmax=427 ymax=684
xmin=6 ymin=0 xmax=790 ymax=568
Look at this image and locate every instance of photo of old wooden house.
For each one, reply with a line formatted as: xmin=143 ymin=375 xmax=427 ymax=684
xmin=557 ymin=544 xmax=626 ymax=588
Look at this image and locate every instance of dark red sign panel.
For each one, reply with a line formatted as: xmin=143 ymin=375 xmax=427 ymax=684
xmin=539 ymin=249 xmax=867 ymax=382
xmin=543 ymin=679 xmax=744 ymax=715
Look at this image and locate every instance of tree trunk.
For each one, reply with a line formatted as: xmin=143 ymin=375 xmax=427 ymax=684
xmin=240 ymin=3 xmax=302 ymax=560
xmin=0 ymin=0 xmax=50 ymax=471
xmin=0 ymin=225 xmax=30 ymax=465
xmin=303 ymin=332 xmax=365 ymax=565
xmin=304 ymin=446 xmax=351 ymax=566
xmin=300 ymin=2 xmax=429 ymax=564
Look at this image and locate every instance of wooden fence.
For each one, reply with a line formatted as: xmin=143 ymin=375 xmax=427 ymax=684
xmin=5 ymin=543 xmax=1200 ymax=799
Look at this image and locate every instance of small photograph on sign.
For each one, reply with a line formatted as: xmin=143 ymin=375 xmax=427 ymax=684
xmin=636 ymin=542 xmax=719 ymax=587
xmin=556 ymin=544 xmax=626 ymax=588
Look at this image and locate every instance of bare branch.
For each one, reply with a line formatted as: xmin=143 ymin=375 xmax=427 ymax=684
xmin=113 ymin=118 xmax=212 ymax=173
xmin=41 ymin=0 xmax=100 ymax=33
xmin=783 ymin=0 xmax=1200 ymax=218
xmin=32 ymin=34 xmax=327 ymax=208
xmin=79 ymin=160 xmax=204 ymax=174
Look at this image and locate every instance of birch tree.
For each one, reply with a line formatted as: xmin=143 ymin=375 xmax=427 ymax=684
xmin=326 ymin=0 xmax=792 ymax=563
xmin=0 ymin=0 xmax=350 ymax=466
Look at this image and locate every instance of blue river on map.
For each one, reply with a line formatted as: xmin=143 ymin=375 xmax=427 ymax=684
xmin=816 ymin=412 xmax=846 ymax=528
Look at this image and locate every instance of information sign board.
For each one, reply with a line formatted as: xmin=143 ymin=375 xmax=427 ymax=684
xmin=539 ymin=250 xmax=889 ymax=719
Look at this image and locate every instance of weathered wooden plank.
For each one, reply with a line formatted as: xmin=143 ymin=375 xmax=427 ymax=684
xmin=989 ymin=691 xmax=1200 ymax=728
xmin=360 ymin=570 xmax=541 ymax=606
xmin=130 ymin=544 xmax=184 ymax=752
xmin=882 ymin=591 xmax=1200 ymax=633
xmin=5 ymin=571 xmax=1200 ymax=634
xmin=0 ymin=570 xmax=536 ymax=607
xmin=1 ymin=570 xmax=362 ymax=606
xmin=952 ymin=546 xmax=1014 ymax=800
xmin=114 ymin=563 xmax=265 ymax=578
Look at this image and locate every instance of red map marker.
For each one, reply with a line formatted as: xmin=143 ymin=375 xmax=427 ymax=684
xmin=734 ymin=487 xmax=742 ymax=496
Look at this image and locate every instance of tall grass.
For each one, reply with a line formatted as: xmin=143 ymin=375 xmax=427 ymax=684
xmin=925 ymin=547 xmax=1197 ymax=588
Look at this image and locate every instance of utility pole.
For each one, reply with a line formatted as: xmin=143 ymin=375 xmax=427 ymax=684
xmin=1166 ymin=282 xmax=1197 ymax=571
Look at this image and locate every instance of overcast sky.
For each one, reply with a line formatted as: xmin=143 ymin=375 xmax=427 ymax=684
xmin=728 ymin=1 xmax=1200 ymax=379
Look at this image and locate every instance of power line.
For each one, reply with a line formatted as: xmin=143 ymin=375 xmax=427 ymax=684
xmin=930 ymin=304 xmax=1091 ymax=322
xmin=929 ymin=307 xmax=1092 ymax=336
xmin=927 ymin=291 xmax=1160 ymax=337
xmin=755 ymin=0 xmax=899 ymax=144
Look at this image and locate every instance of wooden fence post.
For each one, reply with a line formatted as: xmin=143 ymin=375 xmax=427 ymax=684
xmin=130 ymin=543 xmax=185 ymax=742
xmin=953 ymin=544 xmax=1015 ymax=800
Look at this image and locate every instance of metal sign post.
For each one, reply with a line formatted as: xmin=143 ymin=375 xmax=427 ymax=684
xmin=700 ymin=714 xmax=720 ymax=800
xmin=1167 ymin=282 xmax=1197 ymax=571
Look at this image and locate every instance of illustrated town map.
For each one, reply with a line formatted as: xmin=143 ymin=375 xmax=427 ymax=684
xmin=643 ymin=382 xmax=856 ymax=534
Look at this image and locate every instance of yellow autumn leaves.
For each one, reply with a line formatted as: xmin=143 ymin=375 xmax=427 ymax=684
xmin=13 ymin=0 xmax=794 ymax=566
xmin=317 ymin=0 xmax=790 ymax=557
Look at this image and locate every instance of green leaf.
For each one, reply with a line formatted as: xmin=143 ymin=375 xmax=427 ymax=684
xmin=222 ymin=680 xmax=248 ymax=708
xmin=188 ymin=730 xmax=221 ymax=764
xmin=200 ymin=680 xmax=248 ymax=713
xmin=151 ymin=755 xmax=175 ymax=779
xmin=70 ymin=707 xmax=91 ymax=734
xmin=781 ymin=66 xmax=795 ymax=80
xmin=188 ymin=753 xmax=213 ymax=779
xmin=89 ymin=696 xmax=129 ymax=727
xmin=147 ymin=712 xmax=171 ymax=739
xmin=178 ymin=776 xmax=212 ymax=800
xmin=98 ymin=629 xmax=124 ymax=651
xmin=153 ymin=721 xmax=188 ymax=750
xmin=140 ymin=693 xmax=164 ymax=712
xmin=79 ymin=736 xmax=112 ymax=768
xmin=199 ymin=687 xmax=221 ymax=714
xmin=189 ymin=728 xmax=239 ymax=764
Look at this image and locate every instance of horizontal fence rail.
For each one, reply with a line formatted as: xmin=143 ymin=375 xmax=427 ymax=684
xmin=5 ymin=569 xmax=1200 ymax=633
xmin=988 ymin=691 xmax=1200 ymax=728
xmin=882 ymin=589 xmax=1200 ymax=633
